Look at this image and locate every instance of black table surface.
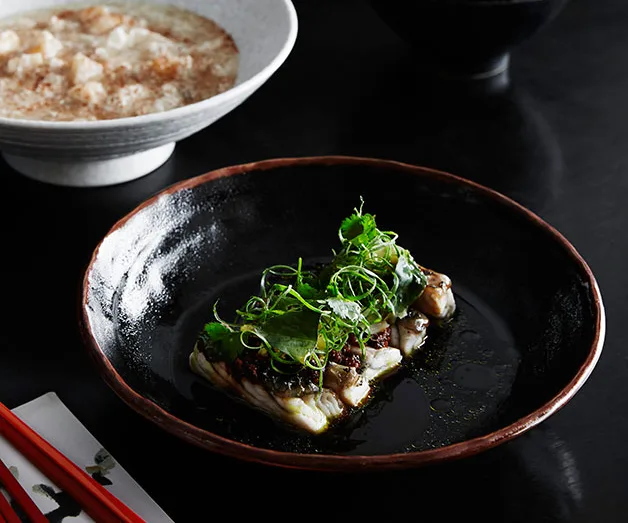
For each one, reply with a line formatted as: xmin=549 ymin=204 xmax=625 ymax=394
xmin=1 ymin=0 xmax=624 ymax=521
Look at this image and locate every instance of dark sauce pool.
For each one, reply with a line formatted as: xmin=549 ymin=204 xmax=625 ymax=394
xmin=172 ymin=269 xmax=521 ymax=456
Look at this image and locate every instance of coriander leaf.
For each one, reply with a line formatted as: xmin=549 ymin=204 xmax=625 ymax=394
xmin=203 ymin=322 xmax=231 ymax=338
xmin=255 ymin=309 xmax=320 ymax=363
xmin=393 ymin=249 xmax=428 ymax=315
xmin=200 ymin=322 xmax=246 ymax=362
xmin=296 ymin=282 xmax=319 ymax=299
xmin=339 ymin=213 xmax=378 ymax=246
xmin=326 ymin=297 xmax=362 ymax=322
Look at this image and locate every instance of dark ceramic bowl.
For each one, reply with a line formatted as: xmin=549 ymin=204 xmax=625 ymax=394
xmin=80 ymin=156 xmax=604 ymax=471
xmin=369 ymin=0 xmax=570 ymax=77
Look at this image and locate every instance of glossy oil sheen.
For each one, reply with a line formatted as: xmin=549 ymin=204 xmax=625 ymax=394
xmin=173 ymin=278 xmax=520 ymax=454
xmin=82 ymin=158 xmax=603 ymax=466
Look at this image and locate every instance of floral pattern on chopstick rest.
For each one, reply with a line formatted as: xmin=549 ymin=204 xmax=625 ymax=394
xmin=0 ymin=392 xmax=173 ymax=523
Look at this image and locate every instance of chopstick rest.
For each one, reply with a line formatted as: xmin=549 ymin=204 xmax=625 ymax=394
xmin=0 ymin=401 xmax=146 ymax=523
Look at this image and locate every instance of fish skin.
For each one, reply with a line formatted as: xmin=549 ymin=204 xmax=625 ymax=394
xmin=324 ymin=362 xmax=371 ymax=407
xmin=415 ymin=267 xmax=456 ymax=320
xmin=190 ymin=348 xmax=344 ymax=434
xmin=189 ymin=267 xmax=456 ymax=434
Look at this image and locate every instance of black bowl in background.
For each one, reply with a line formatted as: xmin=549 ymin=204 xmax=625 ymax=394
xmin=369 ymin=0 xmax=570 ymax=77
xmin=80 ymin=156 xmax=604 ymax=471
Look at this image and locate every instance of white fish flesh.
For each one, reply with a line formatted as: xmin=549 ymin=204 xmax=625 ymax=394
xmin=323 ymin=362 xmax=371 ymax=407
xmin=191 ymin=268 xmax=456 ymax=434
xmin=394 ymin=311 xmax=430 ymax=357
xmin=415 ymin=267 xmax=456 ymax=320
xmin=360 ymin=346 xmax=403 ymax=381
xmin=190 ymin=347 xmax=345 ymax=434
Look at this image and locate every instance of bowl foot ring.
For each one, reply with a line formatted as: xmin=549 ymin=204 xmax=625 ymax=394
xmin=3 ymin=142 xmax=176 ymax=187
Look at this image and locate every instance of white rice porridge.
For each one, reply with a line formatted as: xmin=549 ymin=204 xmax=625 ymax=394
xmin=0 ymin=2 xmax=239 ymax=121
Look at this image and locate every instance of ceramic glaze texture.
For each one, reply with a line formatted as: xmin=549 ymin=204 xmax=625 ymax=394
xmin=0 ymin=0 xmax=298 ymax=186
xmin=81 ymin=157 xmax=605 ymax=472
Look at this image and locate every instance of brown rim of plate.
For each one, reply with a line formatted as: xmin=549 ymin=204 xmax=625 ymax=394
xmin=79 ymin=155 xmax=606 ymax=472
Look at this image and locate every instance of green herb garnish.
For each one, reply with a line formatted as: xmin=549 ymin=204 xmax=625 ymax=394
xmin=197 ymin=200 xmax=428 ymax=384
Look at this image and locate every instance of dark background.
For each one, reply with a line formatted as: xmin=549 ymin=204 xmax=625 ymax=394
xmin=1 ymin=0 xmax=625 ymax=521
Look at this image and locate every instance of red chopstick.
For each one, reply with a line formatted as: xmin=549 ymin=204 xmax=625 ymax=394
xmin=0 ymin=485 xmax=20 ymax=523
xmin=0 ymin=489 xmax=13 ymax=523
xmin=0 ymin=458 xmax=46 ymax=522
xmin=0 ymin=402 xmax=146 ymax=523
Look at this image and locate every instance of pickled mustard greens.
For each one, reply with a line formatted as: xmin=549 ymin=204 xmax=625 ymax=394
xmin=197 ymin=200 xmax=429 ymax=385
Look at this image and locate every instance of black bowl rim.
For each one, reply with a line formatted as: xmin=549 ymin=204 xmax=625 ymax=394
xmin=79 ymin=155 xmax=606 ymax=472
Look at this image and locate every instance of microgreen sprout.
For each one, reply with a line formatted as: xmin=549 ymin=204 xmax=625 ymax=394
xmin=197 ymin=201 xmax=428 ymax=386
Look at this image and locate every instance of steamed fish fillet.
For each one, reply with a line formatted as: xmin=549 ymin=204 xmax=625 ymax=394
xmin=190 ymin=348 xmax=345 ymax=434
xmin=394 ymin=311 xmax=430 ymax=357
xmin=190 ymin=271 xmax=454 ymax=434
xmin=415 ymin=267 xmax=456 ymax=320
xmin=323 ymin=346 xmax=403 ymax=408
xmin=322 ymin=315 xmax=432 ymax=408
xmin=324 ymin=362 xmax=371 ymax=407
xmin=360 ymin=346 xmax=403 ymax=381
xmin=325 ymin=315 xmax=432 ymax=410
xmin=324 ymin=323 xmax=404 ymax=408
xmin=322 ymin=347 xmax=402 ymax=408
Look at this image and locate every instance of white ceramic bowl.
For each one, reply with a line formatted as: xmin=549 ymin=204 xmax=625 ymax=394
xmin=0 ymin=0 xmax=298 ymax=187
